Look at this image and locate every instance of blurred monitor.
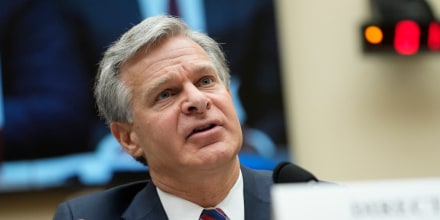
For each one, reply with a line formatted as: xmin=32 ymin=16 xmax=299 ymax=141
xmin=0 ymin=0 xmax=286 ymax=193
xmin=0 ymin=54 xmax=4 ymax=162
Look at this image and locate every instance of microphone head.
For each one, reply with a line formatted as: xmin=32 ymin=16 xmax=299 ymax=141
xmin=273 ymin=162 xmax=318 ymax=183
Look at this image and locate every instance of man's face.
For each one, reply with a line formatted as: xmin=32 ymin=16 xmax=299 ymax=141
xmin=117 ymin=36 xmax=242 ymax=176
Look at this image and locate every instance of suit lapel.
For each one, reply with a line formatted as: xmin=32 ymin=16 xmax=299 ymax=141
xmin=242 ymin=166 xmax=273 ymax=220
xmin=122 ymin=180 xmax=168 ymax=220
xmin=121 ymin=166 xmax=273 ymax=220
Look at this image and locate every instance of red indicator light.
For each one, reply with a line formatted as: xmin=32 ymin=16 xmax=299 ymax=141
xmin=394 ymin=20 xmax=420 ymax=55
xmin=428 ymin=21 xmax=440 ymax=51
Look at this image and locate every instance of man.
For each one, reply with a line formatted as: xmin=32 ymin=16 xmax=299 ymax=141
xmin=51 ymin=0 xmax=286 ymax=158
xmin=53 ymin=15 xmax=272 ymax=220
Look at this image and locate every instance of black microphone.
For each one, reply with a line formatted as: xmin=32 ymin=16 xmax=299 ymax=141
xmin=272 ymin=161 xmax=318 ymax=183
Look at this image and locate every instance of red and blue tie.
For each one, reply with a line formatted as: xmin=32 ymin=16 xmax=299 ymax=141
xmin=199 ymin=208 xmax=229 ymax=220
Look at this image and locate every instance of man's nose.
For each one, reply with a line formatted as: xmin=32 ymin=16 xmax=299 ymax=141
xmin=181 ymin=85 xmax=211 ymax=114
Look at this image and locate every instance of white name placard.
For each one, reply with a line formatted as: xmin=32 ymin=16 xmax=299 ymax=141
xmin=272 ymin=178 xmax=440 ymax=220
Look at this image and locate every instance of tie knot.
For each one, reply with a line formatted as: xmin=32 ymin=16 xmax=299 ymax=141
xmin=199 ymin=208 xmax=229 ymax=220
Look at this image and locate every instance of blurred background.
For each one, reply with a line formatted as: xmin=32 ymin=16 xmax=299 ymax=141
xmin=278 ymin=0 xmax=440 ymax=182
xmin=1 ymin=0 xmax=440 ymax=219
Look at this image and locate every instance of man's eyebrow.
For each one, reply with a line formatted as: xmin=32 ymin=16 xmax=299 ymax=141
xmin=193 ymin=63 xmax=216 ymax=73
xmin=145 ymin=75 xmax=172 ymax=98
xmin=144 ymin=63 xmax=216 ymax=97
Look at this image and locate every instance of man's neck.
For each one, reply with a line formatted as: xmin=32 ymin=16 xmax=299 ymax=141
xmin=151 ymin=158 xmax=241 ymax=207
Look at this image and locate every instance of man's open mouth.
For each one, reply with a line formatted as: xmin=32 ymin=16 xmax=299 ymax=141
xmin=193 ymin=123 xmax=216 ymax=133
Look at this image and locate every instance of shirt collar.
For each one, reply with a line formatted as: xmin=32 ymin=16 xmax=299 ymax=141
xmin=156 ymin=169 xmax=244 ymax=220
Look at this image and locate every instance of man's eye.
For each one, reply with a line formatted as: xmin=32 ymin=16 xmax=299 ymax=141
xmin=157 ymin=90 xmax=172 ymax=100
xmin=200 ymin=77 xmax=212 ymax=86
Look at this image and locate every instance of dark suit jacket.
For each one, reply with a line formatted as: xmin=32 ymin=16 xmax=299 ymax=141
xmin=53 ymin=166 xmax=273 ymax=220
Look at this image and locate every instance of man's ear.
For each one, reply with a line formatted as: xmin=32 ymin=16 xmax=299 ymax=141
xmin=110 ymin=122 xmax=144 ymax=158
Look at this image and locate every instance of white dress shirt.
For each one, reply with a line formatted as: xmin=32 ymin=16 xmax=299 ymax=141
xmin=156 ymin=170 xmax=244 ymax=220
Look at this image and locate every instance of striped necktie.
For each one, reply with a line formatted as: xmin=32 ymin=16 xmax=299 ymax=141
xmin=199 ymin=208 xmax=229 ymax=220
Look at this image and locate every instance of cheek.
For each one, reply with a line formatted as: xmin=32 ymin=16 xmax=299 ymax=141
xmin=218 ymin=95 xmax=240 ymax=122
xmin=135 ymin=112 xmax=179 ymax=152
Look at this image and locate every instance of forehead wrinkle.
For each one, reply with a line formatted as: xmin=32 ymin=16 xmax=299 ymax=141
xmin=180 ymin=62 xmax=217 ymax=80
xmin=191 ymin=62 xmax=216 ymax=73
xmin=121 ymin=55 xmax=173 ymax=98
xmin=130 ymin=50 xmax=217 ymax=102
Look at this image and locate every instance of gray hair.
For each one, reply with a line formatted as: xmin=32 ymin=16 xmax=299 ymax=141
xmin=94 ymin=15 xmax=230 ymax=124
